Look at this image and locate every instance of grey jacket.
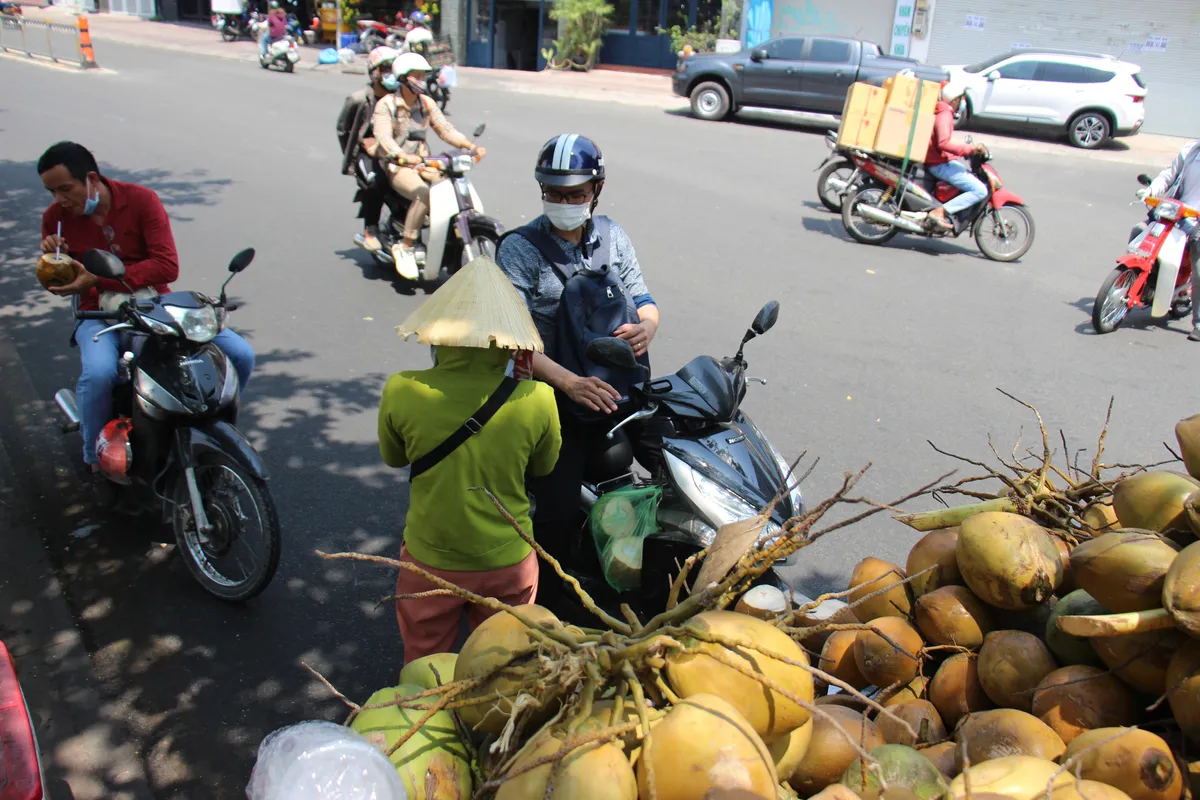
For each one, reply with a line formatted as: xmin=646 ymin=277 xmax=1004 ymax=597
xmin=1148 ymin=141 xmax=1200 ymax=202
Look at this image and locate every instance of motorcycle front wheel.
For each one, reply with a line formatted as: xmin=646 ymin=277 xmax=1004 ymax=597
xmin=974 ymin=204 xmax=1035 ymax=262
xmin=1092 ymin=266 xmax=1136 ymax=333
xmin=842 ymin=187 xmax=899 ymax=245
xmin=172 ymin=452 xmax=281 ymax=602
xmin=816 ymin=158 xmax=855 ymax=213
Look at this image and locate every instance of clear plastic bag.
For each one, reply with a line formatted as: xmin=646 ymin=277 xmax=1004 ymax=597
xmin=589 ymin=486 xmax=662 ymax=592
xmin=245 ymin=720 xmax=409 ymax=800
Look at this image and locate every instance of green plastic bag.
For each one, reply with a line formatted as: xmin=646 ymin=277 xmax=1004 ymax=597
xmin=589 ymin=486 xmax=662 ymax=592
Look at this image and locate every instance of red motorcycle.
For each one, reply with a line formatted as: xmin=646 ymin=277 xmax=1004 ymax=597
xmin=840 ymin=145 xmax=1035 ymax=262
xmin=1092 ymin=175 xmax=1196 ymax=333
xmin=0 ymin=641 xmax=46 ymax=800
xmin=356 ymin=18 xmax=405 ymax=51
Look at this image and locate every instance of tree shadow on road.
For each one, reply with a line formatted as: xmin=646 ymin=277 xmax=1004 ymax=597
xmin=1066 ymin=294 xmax=1188 ymax=337
xmin=333 ymin=247 xmax=420 ymax=296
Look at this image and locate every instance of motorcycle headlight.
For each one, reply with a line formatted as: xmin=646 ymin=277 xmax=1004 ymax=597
xmin=451 ymin=154 xmax=475 ymax=173
xmin=166 ymin=304 xmax=221 ymax=343
xmin=683 ymin=467 xmax=795 ymax=566
xmin=1155 ymin=203 xmax=1180 ymax=221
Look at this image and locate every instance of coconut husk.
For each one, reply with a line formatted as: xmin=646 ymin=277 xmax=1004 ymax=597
xmin=905 ymin=528 xmax=963 ymax=597
xmin=395 ymin=255 xmax=544 ymax=352
xmin=977 ymin=630 xmax=1058 ymax=712
xmin=1062 ymin=727 xmax=1184 ymax=800
xmin=1177 ymin=415 xmax=1200 ymax=481
xmin=1070 ymin=530 xmax=1180 ymax=613
xmin=1166 ymin=640 xmax=1200 ymax=745
xmin=693 ymin=516 xmax=769 ymax=591
xmin=848 ymin=557 xmax=913 ymax=622
xmin=1164 ymin=540 xmax=1200 ymax=637
xmin=1113 ymin=471 xmax=1200 ymax=534
xmin=36 ymin=252 xmax=78 ymax=289
xmin=1030 ymin=665 xmax=1141 ymax=744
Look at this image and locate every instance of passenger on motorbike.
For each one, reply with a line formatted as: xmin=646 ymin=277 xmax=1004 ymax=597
xmin=337 ymin=46 xmax=399 ymax=253
xmin=371 ymin=52 xmax=484 ymax=280
xmin=925 ymin=81 xmax=989 ymax=233
xmin=1137 ymin=140 xmax=1200 ymax=340
xmin=36 ymin=142 xmax=255 ymax=505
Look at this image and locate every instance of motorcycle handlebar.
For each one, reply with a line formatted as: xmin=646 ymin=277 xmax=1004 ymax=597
xmin=76 ymin=309 xmax=119 ymax=320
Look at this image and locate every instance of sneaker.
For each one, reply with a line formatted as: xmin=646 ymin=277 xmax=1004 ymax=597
xmin=1189 ymin=327 xmax=1200 ymax=342
xmin=392 ymin=243 xmax=419 ymax=280
xmin=361 ymin=228 xmax=382 ymax=253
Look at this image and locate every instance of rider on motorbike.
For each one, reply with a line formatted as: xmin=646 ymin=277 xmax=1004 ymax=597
xmin=337 ymin=46 xmax=399 ymax=253
xmin=1137 ymin=140 xmax=1200 ymax=340
xmin=259 ymin=0 xmax=287 ymax=58
xmin=925 ymin=81 xmax=989 ymax=233
xmin=371 ymin=52 xmax=484 ymax=280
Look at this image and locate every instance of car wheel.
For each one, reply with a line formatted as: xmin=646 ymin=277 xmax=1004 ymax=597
xmin=690 ymin=81 xmax=731 ymax=121
xmin=1068 ymin=111 xmax=1111 ymax=149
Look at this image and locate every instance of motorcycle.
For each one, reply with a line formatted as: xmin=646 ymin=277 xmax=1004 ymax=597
xmin=213 ymin=10 xmax=258 ymax=41
xmin=841 ymin=145 xmax=1036 ymax=263
xmin=258 ymin=30 xmax=299 ymax=72
xmin=562 ymin=301 xmax=799 ymax=622
xmin=357 ymin=18 xmax=403 ymax=52
xmin=54 ymin=248 xmax=281 ymax=603
xmin=353 ymin=123 xmax=500 ymax=289
xmin=1092 ymin=174 xmax=1196 ymax=333
xmin=815 ymin=130 xmax=870 ymax=213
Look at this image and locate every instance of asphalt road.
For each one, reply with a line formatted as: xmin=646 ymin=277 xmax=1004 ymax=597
xmin=0 ymin=41 xmax=1194 ymax=798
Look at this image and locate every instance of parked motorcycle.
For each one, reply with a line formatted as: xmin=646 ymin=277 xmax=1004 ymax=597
xmin=54 ymin=248 xmax=281 ymax=603
xmin=213 ymin=11 xmax=258 ymax=41
xmin=357 ymin=18 xmax=403 ymax=53
xmin=816 ymin=130 xmax=868 ymax=213
xmin=353 ymin=123 xmax=500 ymax=289
xmin=563 ymin=301 xmax=798 ymax=622
xmin=841 ymin=145 xmax=1035 ymax=262
xmin=1092 ymin=174 xmax=1196 ymax=333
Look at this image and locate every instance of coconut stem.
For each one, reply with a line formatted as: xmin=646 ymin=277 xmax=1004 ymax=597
xmin=665 ymin=547 xmax=708 ymax=610
xmin=567 ymin=678 xmax=597 ymax=735
xmin=624 ymin=664 xmax=658 ymax=800
xmin=653 ymin=673 xmax=681 ymax=705
xmin=1056 ymin=608 xmax=1176 ymax=637
xmin=300 ymin=661 xmax=362 ymax=724
xmin=385 ymin=679 xmax=473 ymax=757
xmin=894 ymin=496 xmax=1017 ymax=531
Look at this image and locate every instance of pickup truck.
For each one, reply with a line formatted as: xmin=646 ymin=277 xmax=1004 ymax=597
xmin=672 ymin=37 xmax=948 ymax=121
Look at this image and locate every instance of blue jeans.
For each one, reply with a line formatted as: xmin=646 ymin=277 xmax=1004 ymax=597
xmin=74 ymin=320 xmax=256 ymax=464
xmin=929 ymin=160 xmax=988 ymax=216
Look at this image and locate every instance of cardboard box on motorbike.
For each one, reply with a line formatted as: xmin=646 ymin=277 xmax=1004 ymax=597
xmin=837 ymin=72 xmax=939 ymax=162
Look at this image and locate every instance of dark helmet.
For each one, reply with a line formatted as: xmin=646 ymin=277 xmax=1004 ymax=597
xmin=534 ymin=134 xmax=605 ymax=188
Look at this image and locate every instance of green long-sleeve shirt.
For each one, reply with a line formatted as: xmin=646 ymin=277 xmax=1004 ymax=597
xmin=378 ymin=346 xmax=561 ymax=571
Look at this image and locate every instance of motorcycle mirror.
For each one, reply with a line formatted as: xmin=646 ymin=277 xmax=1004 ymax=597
xmin=228 ymin=248 xmax=256 ymax=273
xmin=473 ymin=123 xmax=486 ymax=138
xmin=80 ymin=249 xmax=126 ymax=280
xmin=751 ymin=301 xmax=780 ymax=335
xmin=586 ymin=337 xmax=640 ymax=371
xmin=1137 ymin=173 xmax=1153 ymax=187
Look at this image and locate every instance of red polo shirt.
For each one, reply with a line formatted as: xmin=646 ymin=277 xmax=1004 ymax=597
xmin=41 ymin=177 xmax=179 ymax=311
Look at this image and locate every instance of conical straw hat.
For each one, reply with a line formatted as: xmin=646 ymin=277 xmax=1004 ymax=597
xmin=395 ymin=255 xmax=544 ymax=352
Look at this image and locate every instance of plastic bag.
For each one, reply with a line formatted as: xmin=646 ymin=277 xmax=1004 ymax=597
xmin=438 ymin=65 xmax=457 ymax=87
xmin=245 ymin=720 xmax=408 ymax=800
xmin=589 ymin=486 xmax=661 ymax=592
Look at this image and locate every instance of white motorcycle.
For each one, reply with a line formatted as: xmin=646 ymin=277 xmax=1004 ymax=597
xmin=353 ymin=123 xmax=501 ymax=290
xmin=253 ymin=20 xmax=299 ymax=72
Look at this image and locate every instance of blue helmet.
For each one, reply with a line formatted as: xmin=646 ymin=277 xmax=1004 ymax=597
xmin=409 ymin=10 xmax=427 ymax=23
xmin=535 ymin=134 xmax=605 ymax=188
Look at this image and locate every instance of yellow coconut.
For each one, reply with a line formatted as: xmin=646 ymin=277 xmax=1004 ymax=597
xmin=1113 ymin=471 xmax=1200 ymax=533
xmin=1092 ymin=629 xmax=1186 ymax=696
xmin=1164 ymin=539 xmax=1200 ymax=638
xmin=977 ymin=629 xmax=1059 ymax=711
xmin=878 ymin=676 xmax=930 ymax=708
xmin=495 ymin=731 xmax=636 ymax=800
xmin=947 ymin=755 xmax=1073 ymax=800
xmin=636 ymin=693 xmax=777 ymax=800
xmin=1083 ymin=499 xmax=1121 ymax=534
xmin=453 ymin=604 xmax=562 ymax=735
xmin=584 ymin=699 xmax=663 ymax=754
xmin=848 ymin=557 xmax=913 ymax=622
xmin=351 ymin=684 xmax=472 ymax=800
xmin=666 ymin=610 xmax=813 ymax=739
xmin=928 ymin=653 xmax=992 ymax=729
xmin=875 ymin=700 xmax=946 ymax=747
xmin=957 ymin=512 xmax=1063 ymax=610
xmin=1051 ymin=781 xmax=1134 ymax=800
xmin=914 ymin=585 xmax=993 ymax=649
xmin=853 ymin=617 xmax=923 ymax=689
xmin=1176 ymin=415 xmax=1200 ymax=480
xmin=766 ymin=719 xmax=813 ymax=781
xmin=906 ymin=528 xmax=964 ymax=597
xmin=955 ymin=708 xmax=1067 ymax=765
xmin=1054 ymin=537 xmax=1078 ymax=594
xmin=1030 ymin=665 xmax=1141 ymax=744
xmin=399 ymin=653 xmax=458 ymax=689
xmin=1062 ymin=727 xmax=1183 ymax=800
xmin=1070 ymin=530 xmax=1180 ymax=613
xmin=790 ymin=706 xmax=885 ymax=796
xmin=820 ymin=630 xmax=870 ymax=690
xmin=1166 ymin=639 xmax=1200 ymax=744
xmin=919 ymin=741 xmax=958 ymax=780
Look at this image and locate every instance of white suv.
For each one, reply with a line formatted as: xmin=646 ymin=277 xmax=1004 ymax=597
xmin=944 ymin=50 xmax=1147 ymax=149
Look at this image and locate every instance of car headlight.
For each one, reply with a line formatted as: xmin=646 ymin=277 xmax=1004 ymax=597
xmin=684 ymin=467 xmax=795 ymax=565
xmin=166 ymin=304 xmax=221 ymax=343
xmin=452 ymin=154 xmax=474 ymax=172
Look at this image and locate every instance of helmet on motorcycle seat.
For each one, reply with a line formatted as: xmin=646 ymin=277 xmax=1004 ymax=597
xmin=535 ymin=134 xmax=605 ymax=188
xmin=392 ymin=51 xmax=433 ymax=76
xmin=367 ymin=45 xmax=399 ymax=72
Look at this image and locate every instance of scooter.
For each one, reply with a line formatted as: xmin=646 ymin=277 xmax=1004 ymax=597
xmin=1092 ymin=174 xmax=1196 ymax=333
xmin=54 ymin=249 xmax=281 ymax=603
xmin=258 ymin=31 xmax=299 ymax=72
xmin=213 ymin=10 xmax=259 ymax=41
xmin=353 ymin=123 xmax=500 ymax=289
xmin=562 ymin=302 xmax=799 ymax=622
xmin=841 ymin=145 xmax=1036 ymax=263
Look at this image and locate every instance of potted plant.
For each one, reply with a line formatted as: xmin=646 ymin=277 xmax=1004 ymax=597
xmin=539 ymin=0 xmax=613 ymax=71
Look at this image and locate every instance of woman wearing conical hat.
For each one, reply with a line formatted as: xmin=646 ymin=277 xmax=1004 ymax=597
xmin=379 ymin=256 xmax=562 ymax=664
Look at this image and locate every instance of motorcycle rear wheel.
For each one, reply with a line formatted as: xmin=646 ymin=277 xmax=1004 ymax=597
xmin=1092 ymin=266 xmax=1136 ymax=333
xmin=221 ymin=26 xmax=237 ymax=42
xmin=817 ymin=158 xmax=855 ymax=213
xmin=842 ymin=187 xmax=899 ymax=245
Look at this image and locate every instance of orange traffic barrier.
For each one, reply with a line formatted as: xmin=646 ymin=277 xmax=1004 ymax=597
xmin=77 ymin=15 xmax=97 ymax=69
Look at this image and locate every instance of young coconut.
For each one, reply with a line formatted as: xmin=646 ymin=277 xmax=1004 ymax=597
xmin=1165 ymin=639 xmax=1200 ymax=744
xmin=852 ymin=617 xmax=923 ymax=690
xmin=1029 ymin=665 xmax=1141 ymax=744
xmin=1175 ymin=415 xmax=1200 ymax=481
xmin=1081 ymin=499 xmax=1120 ymax=534
xmin=947 ymin=755 xmax=1074 ymax=800
xmin=1053 ymin=537 xmax=1078 ymax=594
xmin=954 ymin=708 xmax=1067 ymax=765
xmin=1062 ymin=727 xmax=1183 ymax=800
xmin=635 ymin=693 xmax=777 ymax=800
xmin=1113 ymin=471 xmax=1200 ymax=533
xmin=848 ymin=557 xmax=913 ymax=622
xmin=1163 ymin=539 xmax=1200 ymax=638
xmin=820 ymin=630 xmax=870 ymax=690
xmin=1091 ymin=628 xmax=1186 ymax=696
xmin=905 ymin=528 xmax=963 ymax=597
xmin=928 ymin=653 xmax=993 ymax=729
xmin=918 ymin=741 xmax=958 ymax=780
xmin=734 ymin=584 xmax=792 ymax=621
xmin=665 ymin=610 xmax=814 ymax=739
xmin=1045 ymin=590 xmax=1108 ymax=667
xmin=1051 ymin=781 xmax=1134 ymax=800
xmin=914 ymin=585 xmax=994 ymax=649
xmin=878 ymin=676 xmax=929 ymax=708
xmin=874 ymin=700 xmax=946 ymax=747
xmin=839 ymin=744 xmax=949 ymax=800
xmin=399 ymin=653 xmax=458 ymax=689
xmin=789 ymin=706 xmax=885 ymax=796
xmin=766 ymin=719 xmax=813 ymax=781
xmin=494 ymin=730 xmax=637 ymax=800
xmin=1069 ymin=530 xmax=1181 ymax=613
xmin=976 ymin=629 xmax=1059 ymax=711
xmin=956 ymin=512 xmax=1062 ymax=611
xmin=790 ymin=599 xmax=858 ymax=652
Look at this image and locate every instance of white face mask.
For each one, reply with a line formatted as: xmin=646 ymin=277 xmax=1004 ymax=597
xmin=543 ymin=200 xmax=591 ymax=231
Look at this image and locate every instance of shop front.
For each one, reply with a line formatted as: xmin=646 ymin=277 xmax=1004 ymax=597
xmin=465 ymin=0 xmax=555 ymax=69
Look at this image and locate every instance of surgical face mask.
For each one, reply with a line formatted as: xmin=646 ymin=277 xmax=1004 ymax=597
xmin=83 ymin=177 xmax=100 ymax=216
xmin=382 ymin=72 xmax=400 ymax=92
xmin=542 ymin=200 xmax=591 ymax=232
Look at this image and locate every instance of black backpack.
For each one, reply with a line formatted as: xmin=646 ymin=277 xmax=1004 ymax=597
xmin=502 ymin=216 xmax=648 ymax=420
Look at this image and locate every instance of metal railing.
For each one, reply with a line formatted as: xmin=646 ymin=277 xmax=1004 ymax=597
xmin=0 ymin=16 xmax=89 ymax=67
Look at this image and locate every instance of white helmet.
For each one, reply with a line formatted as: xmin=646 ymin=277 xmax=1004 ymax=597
xmin=392 ymin=52 xmax=432 ymax=77
xmin=941 ymin=80 xmax=968 ymax=102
